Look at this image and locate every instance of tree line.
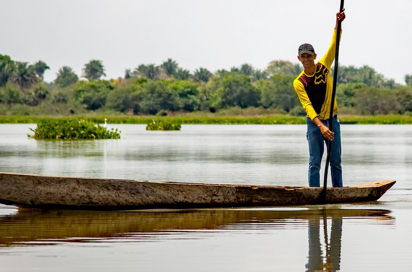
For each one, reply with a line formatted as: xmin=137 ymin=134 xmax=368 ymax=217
xmin=1 ymin=54 xmax=412 ymax=116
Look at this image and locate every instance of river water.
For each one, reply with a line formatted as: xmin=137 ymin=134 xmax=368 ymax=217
xmin=0 ymin=124 xmax=411 ymax=271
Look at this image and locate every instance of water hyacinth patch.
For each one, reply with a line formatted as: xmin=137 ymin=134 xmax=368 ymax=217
xmin=28 ymin=119 xmax=121 ymax=139
xmin=146 ymin=119 xmax=181 ymax=131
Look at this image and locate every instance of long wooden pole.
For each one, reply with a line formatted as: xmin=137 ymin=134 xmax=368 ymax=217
xmin=322 ymin=0 xmax=345 ymax=203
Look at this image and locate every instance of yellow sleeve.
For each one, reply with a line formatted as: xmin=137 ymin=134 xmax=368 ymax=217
xmin=293 ymin=78 xmax=318 ymax=120
xmin=319 ymin=29 xmax=342 ymax=70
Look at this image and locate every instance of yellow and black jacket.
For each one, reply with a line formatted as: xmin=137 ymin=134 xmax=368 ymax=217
xmin=293 ymin=29 xmax=341 ymax=121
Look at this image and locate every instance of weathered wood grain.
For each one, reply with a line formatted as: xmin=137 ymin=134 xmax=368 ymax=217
xmin=0 ymin=172 xmax=395 ymax=209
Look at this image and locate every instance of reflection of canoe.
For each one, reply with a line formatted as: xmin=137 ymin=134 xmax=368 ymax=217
xmin=0 ymin=172 xmax=395 ymax=210
xmin=0 ymin=208 xmax=393 ymax=246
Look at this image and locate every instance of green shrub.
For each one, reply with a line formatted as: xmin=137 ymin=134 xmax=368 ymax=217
xmin=51 ymin=90 xmax=68 ymax=104
xmin=218 ymin=75 xmax=260 ymax=108
xmin=138 ymin=80 xmax=180 ymax=115
xmin=0 ymin=83 xmax=23 ymax=106
xmin=29 ymin=119 xmax=121 ymax=139
xmin=73 ymin=80 xmax=114 ymax=110
xmin=146 ymin=119 xmax=181 ymax=131
xmin=106 ymin=86 xmax=140 ymax=113
xmin=260 ymin=75 xmax=298 ymax=112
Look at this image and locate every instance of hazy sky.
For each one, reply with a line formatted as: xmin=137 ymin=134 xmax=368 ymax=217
xmin=1 ymin=0 xmax=411 ymax=84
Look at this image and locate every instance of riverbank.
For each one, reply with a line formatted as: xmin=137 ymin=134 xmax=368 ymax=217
xmin=1 ymin=114 xmax=411 ymax=125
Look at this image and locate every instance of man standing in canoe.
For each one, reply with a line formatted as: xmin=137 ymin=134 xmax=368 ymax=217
xmin=293 ymin=9 xmax=346 ymax=187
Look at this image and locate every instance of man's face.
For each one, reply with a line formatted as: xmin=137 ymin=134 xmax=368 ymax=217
xmin=298 ymin=53 xmax=317 ymax=69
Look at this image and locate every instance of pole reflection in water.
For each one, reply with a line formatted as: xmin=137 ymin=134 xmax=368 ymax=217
xmin=306 ymin=211 xmax=342 ymax=272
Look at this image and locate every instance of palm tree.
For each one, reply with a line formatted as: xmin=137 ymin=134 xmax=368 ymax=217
xmin=0 ymin=54 xmax=16 ymax=87
xmin=10 ymin=62 xmax=38 ymax=89
xmin=334 ymin=65 xmax=357 ymax=84
xmin=124 ymin=69 xmax=132 ymax=79
xmin=384 ymin=79 xmax=397 ymax=89
xmin=33 ymin=60 xmax=50 ymax=81
xmin=215 ymin=69 xmax=230 ymax=78
xmin=54 ymin=66 xmax=79 ymax=88
xmin=193 ymin=68 xmax=212 ymax=82
xmin=239 ymin=63 xmax=254 ymax=76
xmin=356 ymin=65 xmax=387 ymax=88
xmin=82 ymin=60 xmax=106 ymax=81
xmin=175 ymin=68 xmax=191 ymax=80
xmin=134 ymin=64 xmax=161 ymax=79
xmin=252 ymin=69 xmax=268 ymax=81
xmin=230 ymin=67 xmax=240 ymax=73
xmin=405 ymin=74 xmax=412 ymax=86
xmin=161 ymin=58 xmax=179 ymax=77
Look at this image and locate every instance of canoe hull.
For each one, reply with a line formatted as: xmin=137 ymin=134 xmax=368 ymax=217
xmin=0 ymin=172 xmax=395 ymax=209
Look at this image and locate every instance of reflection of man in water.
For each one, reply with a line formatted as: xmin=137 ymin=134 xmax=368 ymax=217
xmin=306 ymin=217 xmax=342 ymax=272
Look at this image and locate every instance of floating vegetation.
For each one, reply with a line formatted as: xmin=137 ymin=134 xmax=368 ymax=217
xmin=146 ymin=119 xmax=181 ymax=131
xmin=28 ymin=119 xmax=121 ymax=139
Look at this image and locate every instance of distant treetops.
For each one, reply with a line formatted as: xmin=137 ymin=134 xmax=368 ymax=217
xmin=1 ymin=55 xmax=412 ymax=117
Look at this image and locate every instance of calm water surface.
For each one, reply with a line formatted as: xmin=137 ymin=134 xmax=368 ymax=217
xmin=0 ymin=124 xmax=411 ymax=272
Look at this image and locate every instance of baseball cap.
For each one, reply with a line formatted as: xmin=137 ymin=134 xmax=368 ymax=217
xmin=298 ymin=43 xmax=315 ymax=56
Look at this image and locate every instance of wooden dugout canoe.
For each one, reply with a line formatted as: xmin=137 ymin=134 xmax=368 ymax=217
xmin=0 ymin=172 xmax=395 ymax=210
